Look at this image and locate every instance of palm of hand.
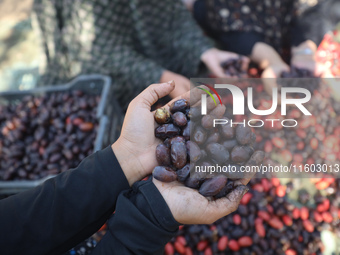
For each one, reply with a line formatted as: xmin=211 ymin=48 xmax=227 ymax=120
xmin=153 ymin=179 xmax=246 ymax=225
xmin=153 ymin=179 xmax=209 ymax=224
xmin=119 ymin=103 xmax=159 ymax=176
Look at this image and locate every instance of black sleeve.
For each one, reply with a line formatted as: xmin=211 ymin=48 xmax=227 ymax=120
xmin=291 ymin=0 xmax=340 ymax=47
xmin=91 ymin=178 xmax=180 ymax=255
xmin=0 ymin=146 xmax=130 ymax=255
xmin=217 ymin=31 xmax=265 ymax=56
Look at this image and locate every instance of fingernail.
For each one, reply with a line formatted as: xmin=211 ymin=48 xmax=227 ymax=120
xmin=168 ymin=80 xmax=174 ymax=85
xmin=242 ymin=186 xmax=249 ymax=196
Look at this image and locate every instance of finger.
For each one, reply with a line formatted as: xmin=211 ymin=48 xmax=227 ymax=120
xmin=134 ymin=81 xmax=175 ymax=109
xmin=209 ymin=104 xmax=226 ymax=118
xmin=234 ymin=171 xmax=256 ymax=186
xmin=206 ymin=61 xmax=228 ymax=78
xmin=165 ymin=84 xmax=207 ymax=110
xmin=205 ymin=185 xmax=249 ymax=222
xmin=241 ymin=56 xmax=250 ymax=71
xmin=192 ymin=93 xmax=220 ymax=113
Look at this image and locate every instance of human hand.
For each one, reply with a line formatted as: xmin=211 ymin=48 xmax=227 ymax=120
xmin=291 ymin=40 xmax=325 ymax=77
xmin=112 ymin=81 xmax=177 ymax=186
xmin=151 ymin=87 xmax=253 ymax=225
xmin=201 ymin=48 xmax=249 ymax=78
xmin=291 ymin=54 xmax=325 ymax=77
xmin=261 ymin=62 xmax=290 ymax=96
xmin=160 ymin=70 xmax=191 ymax=99
xmin=153 ymin=178 xmax=249 ymax=224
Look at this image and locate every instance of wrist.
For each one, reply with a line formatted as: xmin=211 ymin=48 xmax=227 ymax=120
xmin=252 ymin=43 xmax=285 ymax=69
xmin=200 ymin=47 xmax=217 ymax=63
xmin=111 ymin=139 xmax=143 ymax=186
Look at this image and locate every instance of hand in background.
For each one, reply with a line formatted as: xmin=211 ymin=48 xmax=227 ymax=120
xmin=291 ymin=40 xmax=326 ymax=77
xmin=160 ymin=70 xmax=192 ymax=98
xmin=201 ymin=48 xmax=249 ymax=78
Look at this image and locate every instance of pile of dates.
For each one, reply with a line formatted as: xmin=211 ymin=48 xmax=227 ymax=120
xmin=0 ymin=90 xmax=99 ymax=180
xmin=221 ymin=58 xmax=248 ymax=78
xmin=165 ymin=177 xmax=325 ymax=255
xmin=281 ymin=66 xmax=316 ymax=78
xmin=279 ymin=66 xmax=320 ymax=95
xmin=152 ymin=98 xmax=264 ymax=199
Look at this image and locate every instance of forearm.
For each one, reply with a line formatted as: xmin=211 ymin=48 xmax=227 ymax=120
xmin=291 ymin=40 xmax=317 ymax=56
xmin=0 ymin=147 xmax=129 ymax=255
xmin=251 ymin=42 xmax=286 ymax=69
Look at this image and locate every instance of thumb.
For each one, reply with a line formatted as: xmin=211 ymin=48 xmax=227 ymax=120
xmin=206 ymin=185 xmax=248 ymax=222
xmin=135 ymin=81 xmax=175 ymax=109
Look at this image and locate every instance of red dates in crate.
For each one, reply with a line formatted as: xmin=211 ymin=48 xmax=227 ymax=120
xmin=152 ymin=98 xmax=265 ymax=199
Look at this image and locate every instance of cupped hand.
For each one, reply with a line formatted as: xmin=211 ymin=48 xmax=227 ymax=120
xmin=153 ymin=178 xmax=249 ymax=224
xmin=201 ymin=48 xmax=249 ymax=78
xmin=112 ymin=81 xmax=177 ymax=186
xmin=291 ymin=54 xmax=325 ymax=77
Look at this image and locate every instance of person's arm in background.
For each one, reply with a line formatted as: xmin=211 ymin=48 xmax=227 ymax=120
xmin=172 ymin=0 xmax=249 ymax=78
xmin=252 ymin=42 xmax=290 ymax=94
xmin=92 ymin=83 xmax=251 ymax=254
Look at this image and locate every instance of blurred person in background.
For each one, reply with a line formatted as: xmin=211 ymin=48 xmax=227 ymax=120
xmin=32 ymin=0 xmax=248 ymax=110
xmin=184 ymin=0 xmax=340 ymax=82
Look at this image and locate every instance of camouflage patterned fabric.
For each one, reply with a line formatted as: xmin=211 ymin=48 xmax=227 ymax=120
xmin=33 ymin=0 xmax=213 ymax=109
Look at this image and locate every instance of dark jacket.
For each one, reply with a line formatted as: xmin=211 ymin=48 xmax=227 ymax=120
xmin=0 ymin=146 xmax=179 ymax=255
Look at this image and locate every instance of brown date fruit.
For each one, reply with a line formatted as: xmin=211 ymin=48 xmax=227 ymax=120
xmin=186 ymin=141 xmax=201 ymax=162
xmin=155 ymin=124 xmax=181 ymax=139
xmin=153 ymin=166 xmax=177 ymax=182
xmin=236 ymin=125 xmax=253 ymax=145
xmin=225 ymin=164 xmax=244 ymax=179
xmin=193 ymin=126 xmax=207 ymax=145
xmin=199 ymin=176 xmax=228 ymax=197
xmin=246 ymin=151 xmax=265 ymax=166
xmin=169 ymin=136 xmax=186 ymax=145
xmin=187 ymin=107 xmax=201 ymax=119
xmin=220 ymin=123 xmax=235 ymax=139
xmin=185 ymin=177 xmax=201 ymax=189
xmin=231 ymin=146 xmax=252 ymax=163
xmin=177 ymin=164 xmax=191 ymax=182
xmin=185 ymin=172 xmax=205 ymax=189
xmin=154 ymin=108 xmax=171 ymax=124
xmin=171 ymin=142 xmax=187 ymax=169
xmin=156 ymin=143 xmax=171 ymax=166
xmin=172 ymin=112 xmax=187 ymax=127
xmin=79 ymin=122 xmax=94 ymax=132
xmin=205 ymin=131 xmax=221 ymax=145
xmin=215 ymin=180 xmax=234 ymax=198
xmin=206 ymin=143 xmax=229 ymax=164
xmin=182 ymin=120 xmax=190 ymax=140
xmin=170 ymin=99 xmax=189 ymax=113
xmin=222 ymin=139 xmax=238 ymax=151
